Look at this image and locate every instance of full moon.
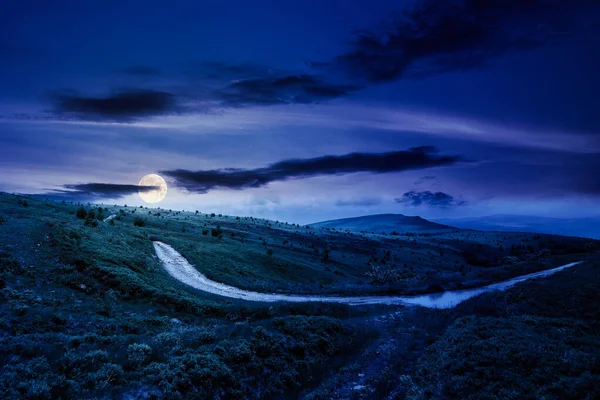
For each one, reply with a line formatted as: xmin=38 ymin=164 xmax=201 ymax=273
xmin=138 ymin=174 xmax=168 ymax=204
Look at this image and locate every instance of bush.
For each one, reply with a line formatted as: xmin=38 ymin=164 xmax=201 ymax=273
xmin=76 ymin=207 xmax=87 ymax=219
xmin=134 ymin=218 xmax=146 ymax=227
xmin=84 ymin=218 xmax=98 ymax=228
xmin=211 ymin=228 xmax=223 ymax=237
xmin=127 ymin=343 xmax=152 ymax=366
xmin=0 ymin=252 xmax=23 ymax=275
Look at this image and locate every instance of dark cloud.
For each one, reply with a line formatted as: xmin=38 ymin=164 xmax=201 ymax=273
xmin=41 ymin=1 xmax=598 ymax=121
xmin=46 ymin=69 xmax=358 ymax=121
xmin=396 ymin=190 xmax=466 ymax=208
xmin=39 ymin=183 xmax=159 ymax=202
xmin=214 ymin=74 xmax=361 ymax=106
xmin=120 ymin=66 xmax=161 ymax=76
xmin=50 ymin=89 xmax=176 ymax=121
xmin=327 ymin=0 xmax=597 ymax=82
xmin=162 ymin=146 xmax=463 ymax=193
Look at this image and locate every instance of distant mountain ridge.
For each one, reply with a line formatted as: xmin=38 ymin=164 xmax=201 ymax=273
xmin=433 ymin=214 xmax=600 ymax=239
xmin=309 ymin=213 xmax=456 ymax=234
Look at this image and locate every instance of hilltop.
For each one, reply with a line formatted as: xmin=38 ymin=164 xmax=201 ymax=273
xmin=309 ymin=213 xmax=455 ymax=234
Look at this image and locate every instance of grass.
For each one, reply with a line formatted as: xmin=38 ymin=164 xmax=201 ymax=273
xmin=0 ymin=192 xmax=598 ymax=399
xmin=406 ymin=255 xmax=600 ymax=399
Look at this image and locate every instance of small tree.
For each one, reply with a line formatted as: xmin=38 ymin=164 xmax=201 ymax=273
xmin=84 ymin=218 xmax=98 ymax=227
xmin=134 ymin=218 xmax=146 ymax=227
xmin=321 ymin=248 xmax=330 ymax=263
xmin=76 ymin=207 xmax=87 ymax=219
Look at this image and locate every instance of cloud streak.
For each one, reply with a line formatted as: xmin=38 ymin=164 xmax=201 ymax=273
xmin=161 ymin=146 xmax=463 ymax=193
xmin=214 ymin=74 xmax=361 ymax=107
xmin=40 ymin=183 xmax=160 ymax=202
xmin=50 ymin=89 xmax=177 ymax=121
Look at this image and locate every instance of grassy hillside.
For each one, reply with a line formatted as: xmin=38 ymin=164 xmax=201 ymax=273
xmin=1 ymin=193 xmax=595 ymax=297
xmin=0 ymin=192 xmax=598 ymax=399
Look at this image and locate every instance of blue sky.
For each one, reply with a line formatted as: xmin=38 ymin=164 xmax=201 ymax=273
xmin=1 ymin=0 xmax=599 ymax=223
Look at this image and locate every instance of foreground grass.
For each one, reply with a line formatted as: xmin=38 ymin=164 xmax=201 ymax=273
xmin=405 ymin=256 xmax=600 ymax=400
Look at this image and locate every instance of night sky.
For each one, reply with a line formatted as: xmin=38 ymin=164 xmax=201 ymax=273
xmin=1 ymin=0 xmax=600 ymax=223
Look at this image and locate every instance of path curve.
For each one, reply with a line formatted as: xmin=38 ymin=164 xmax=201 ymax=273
xmin=153 ymin=241 xmax=582 ymax=309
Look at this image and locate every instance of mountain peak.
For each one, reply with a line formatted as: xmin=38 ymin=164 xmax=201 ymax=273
xmin=309 ymin=213 xmax=455 ymax=233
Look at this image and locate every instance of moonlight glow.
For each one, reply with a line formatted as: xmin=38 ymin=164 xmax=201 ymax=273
xmin=138 ymin=174 xmax=168 ymax=204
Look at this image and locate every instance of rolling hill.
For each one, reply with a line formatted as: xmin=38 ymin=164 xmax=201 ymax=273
xmin=434 ymin=214 xmax=600 ymax=239
xmin=309 ymin=213 xmax=456 ymax=234
xmin=1 ymin=193 xmax=599 ymax=399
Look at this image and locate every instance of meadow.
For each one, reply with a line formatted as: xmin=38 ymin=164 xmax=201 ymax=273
xmin=0 ymin=192 xmax=598 ymax=399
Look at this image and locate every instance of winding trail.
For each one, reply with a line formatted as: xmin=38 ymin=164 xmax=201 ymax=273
xmin=153 ymin=241 xmax=582 ymax=309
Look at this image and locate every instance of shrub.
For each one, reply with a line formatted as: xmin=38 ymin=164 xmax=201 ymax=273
xmin=0 ymin=252 xmax=23 ymax=275
xmin=266 ymin=249 xmax=274 ymax=256
xmin=321 ymin=248 xmax=330 ymax=263
xmin=211 ymin=228 xmax=223 ymax=237
xmin=127 ymin=343 xmax=152 ymax=366
xmin=365 ymin=264 xmax=408 ymax=285
xmin=76 ymin=207 xmax=87 ymax=219
xmin=84 ymin=218 xmax=98 ymax=228
xmin=133 ymin=218 xmax=146 ymax=227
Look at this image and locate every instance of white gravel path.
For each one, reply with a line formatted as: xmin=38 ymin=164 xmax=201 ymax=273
xmin=153 ymin=241 xmax=581 ymax=309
